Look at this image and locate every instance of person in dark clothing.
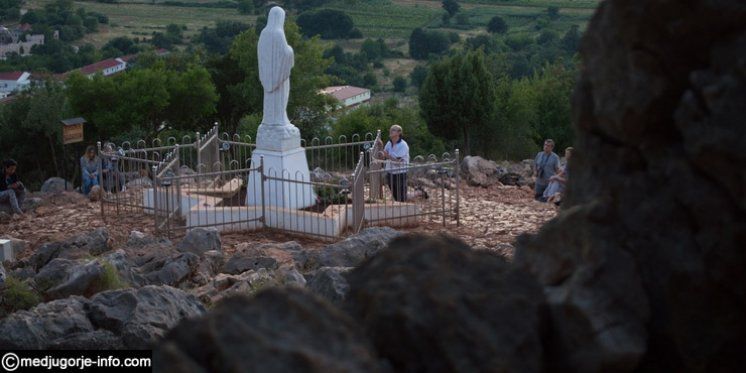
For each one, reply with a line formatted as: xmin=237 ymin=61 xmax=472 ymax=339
xmin=0 ymin=159 xmax=25 ymax=215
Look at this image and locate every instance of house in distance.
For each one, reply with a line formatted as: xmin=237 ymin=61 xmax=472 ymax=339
xmin=320 ymin=85 xmax=371 ymax=110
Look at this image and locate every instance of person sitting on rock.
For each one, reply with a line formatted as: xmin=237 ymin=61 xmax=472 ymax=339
xmin=0 ymin=159 xmax=25 ymax=216
xmin=543 ymin=147 xmax=573 ymax=204
xmin=80 ymin=145 xmax=101 ymax=195
xmin=534 ymin=139 xmax=561 ymax=201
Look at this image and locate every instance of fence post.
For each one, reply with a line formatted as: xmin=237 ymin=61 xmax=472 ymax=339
xmin=97 ymin=142 xmax=105 ymax=220
xmin=370 ymin=129 xmax=383 ymax=200
xmin=195 ymin=131 xmax=201 ymax=169
xmin=455 ymin=148 xmax=460 ymax=227
xmin=260 ymin=156 xmax=266 ymax=229
xmin=152 ymin=165 xmax=159 ymax=234
xmin=173 ymin=144 xmax=182 ymax=237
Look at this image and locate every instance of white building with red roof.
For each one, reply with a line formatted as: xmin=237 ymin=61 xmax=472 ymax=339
xmin=0 ymin=71 xmax=31 ymax=97
xmin=321 ymin=85 xmax=371 ymax=108
xmin=77 ymin=57 xmax=128 ymax=78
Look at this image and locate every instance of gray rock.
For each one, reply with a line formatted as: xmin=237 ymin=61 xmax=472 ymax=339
xmin=101 ymin=249 xmax=137 ymax=286
xmin=48 ymin=330 xmax=124 ymax=350
xmin=126 ymin=230 xmax=170 ymax=248
xmin=141 ymin=252 xmax=199 ymax=287
xmin=346 ymin=234 xmax=546 ymax=372
xmin=221 ymin=253 xmax=278 ymax=275
xmin=176 ymin=228 xmax=221 ymax=256
xmin=40 ymin=177 xmax=74 ymax=193
xmin=277 ymin=265 xmax=306 ymax=287
xmin=45 ymin=260 xmax=107 ymax=300
xmin=192 ymin=250 xmax=224 ymax=286
xmin=0 ymin=263 xmax=5 ymax=285
xmin=294 ymin=227 xmax=400 ymax=271
xmin=125 ymin=177 xmax=153 ymax=188
xmin=461 ymin=155 xmax=500 ymax=187
xmin=9 ymin=267 xmax=35 ymax=281
xmin=87 ymin=285 xmax=205 ymax=349
xmin=513 ymin=1 xmax=746 ymax=371
xmin=0 ymin=296 xmax=94 ymax=349
xmin=155 ymin=288 xmax=382 ymax=372
xmin=33 ymin=258 xmax=77 ymax=291
xmin=30 ymin=228 xmax=111 ymax=271
xmin=307 ymin=267 xmax=352 ymax=304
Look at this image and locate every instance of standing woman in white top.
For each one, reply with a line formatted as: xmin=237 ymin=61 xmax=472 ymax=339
xmin=383 ymin=124 xmax=410 ymax=202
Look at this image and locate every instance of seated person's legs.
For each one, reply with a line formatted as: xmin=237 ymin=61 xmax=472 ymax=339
xmin=0 ymin=189 xmax=23 ymax=214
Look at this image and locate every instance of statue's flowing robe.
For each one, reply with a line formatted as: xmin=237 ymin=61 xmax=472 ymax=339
xmin=258 ymin=7 xmax=294 ymax=126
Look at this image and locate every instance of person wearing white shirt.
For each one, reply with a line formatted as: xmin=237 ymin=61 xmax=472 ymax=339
xmin=382 ymin=124 xmax=409 ymax=202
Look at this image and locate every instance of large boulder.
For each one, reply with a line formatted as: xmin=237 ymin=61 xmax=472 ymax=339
xmin=40 ymin=177 xmax=74 ymax=193
xmin=155 ymin=288 xmax=382 ymax=372
xmin=87 ymin=285 xmax=205 ymax=348
xmin=33 ymin=258 xmax=119 ymax=300
xmin=30 ymin=228 xmax=111 ymax=271
xmin=193 ymin=268 xmax=278 ymax=306
xmin=461 ymin=155 xmax=501 ymax=187
xmin=176 ymin=228 xmax=221 ymax=256
xmin=221 ymin=248 xmax=278 ymax=275
xmin=0 ymin=296 xmax=94 ymax=349
xmin=294 ymin=227 xmax=400 ymax=271
xmin=140 ymin=252 xmax=199 ymax=287
xmin=514 ymin=1 xmax=746 ymax=371
xmin=345 ymin=234 xmax=546 ymax=372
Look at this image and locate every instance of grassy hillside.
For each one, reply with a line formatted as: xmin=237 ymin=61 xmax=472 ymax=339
xmin=27 ymin=0 xmax=252 ymax=47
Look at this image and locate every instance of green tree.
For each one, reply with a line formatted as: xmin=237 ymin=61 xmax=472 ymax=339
xmin=393 ymin=76 xmax=407 ymax=92
xmin=237 ymin=0 xmax=254 ymax=15
xmin=419 ymin=49 xmax=496 ymax=156
xmin=332 ymin=98 xmax=445 ymax=157
xmin=487 ymin=16 xmax=508 ymax=34
xmin=442 ymin=0 xmax=459 ymax=17
xmin=227 ymin=19 xmax=333 ymax=134
xmin=0 ymin=82 xmax=72 ymax=187
xmin=561 ymin=25 xmax=581 ymax=53
xmin=409 ymin=65 xmax=428 ymax=88
xmin=547 ymin=6 xmax=560 ymax=20
xmin=296 ymin=9 xmax=355 ymax=39
xmin=408 ymin=28 xmax=451 ymax=60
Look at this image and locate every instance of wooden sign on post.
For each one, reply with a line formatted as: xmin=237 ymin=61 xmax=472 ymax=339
xmin=61 ymin=117 xmax=86 ymax=144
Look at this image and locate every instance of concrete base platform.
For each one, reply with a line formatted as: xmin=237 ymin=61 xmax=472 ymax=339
xmin=143 ymin=188 xmax=418 ymax=236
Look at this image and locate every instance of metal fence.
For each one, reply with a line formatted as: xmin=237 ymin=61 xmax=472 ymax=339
xmin=98 ymin=125 xmax=459 ymax=239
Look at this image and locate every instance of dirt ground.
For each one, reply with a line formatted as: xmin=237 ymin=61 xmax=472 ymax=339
xmin=0 ymin=184 xmax=556 ymax=260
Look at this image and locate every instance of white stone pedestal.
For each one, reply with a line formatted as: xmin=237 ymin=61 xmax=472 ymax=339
xmin=247 ymin=124 xmax=316 ymax=209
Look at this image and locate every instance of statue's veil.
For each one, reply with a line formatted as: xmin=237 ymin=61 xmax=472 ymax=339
xmin=258 ymin=7 xmax=293 ymax=92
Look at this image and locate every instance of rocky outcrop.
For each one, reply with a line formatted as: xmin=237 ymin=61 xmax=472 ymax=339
xmin=155 ymin=288 xmax=382 ymax=372
xmin=0 ymin=286 xmax=204 ymax=349
xmin=306 ymin=267 xmax=352 ymax=305
xmin=30 ymin=228 xmax=111 ymax=271
xmin=176 ymin=228 xmax=221 ymax=256
xmin=345 ymin=234 xmax=546 ymax=372
xmin=221 ymin=249 xmax=278 ymax=275
xmin=294 ymin=227 xmax=400 ymax=271
xmin=461 ymin=155 xmax=501 ymax=187
xmin=35 ymin=259 xmax=113 ymax=300
xmin=87 ymin=286 xmax=205 ymax=348
xmin=40 ymin=177 xmax=74 ymax=193
xmin=515 ymin=0 xmax=746 ymax=371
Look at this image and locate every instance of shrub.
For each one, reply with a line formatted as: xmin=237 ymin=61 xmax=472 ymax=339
xmin=95 ymin=262 xmax=128 ymax=292
xmin=487 ymin=16 xmax=508 ymax=34
xmin=1 ymin=277 xmax=41 ymax=316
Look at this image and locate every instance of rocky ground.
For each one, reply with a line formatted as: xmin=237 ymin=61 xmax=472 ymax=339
xmin=0 ymin=180 xmax=555 ymax=262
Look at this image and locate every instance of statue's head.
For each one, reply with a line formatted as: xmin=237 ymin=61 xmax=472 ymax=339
xmin=267 ymin=6 xmax=286 ymax=30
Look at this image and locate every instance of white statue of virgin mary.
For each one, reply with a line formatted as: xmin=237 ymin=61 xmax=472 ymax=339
xmin=258 ymin=6 xmax=293 ymax=127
